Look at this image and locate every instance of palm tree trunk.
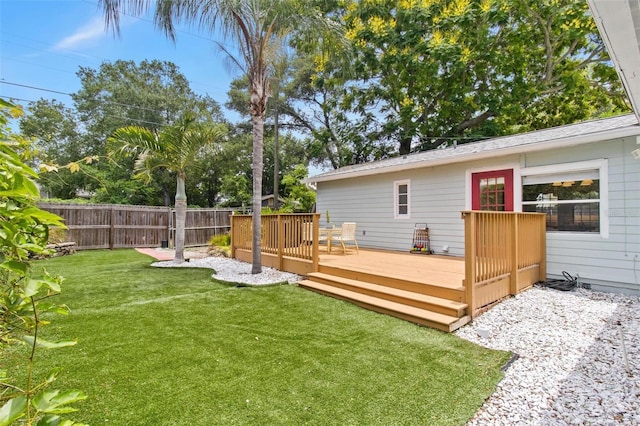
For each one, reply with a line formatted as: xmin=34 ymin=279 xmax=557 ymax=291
xmin=251 ymin=113 xmax=265 ymax=274
xmin=174 ymin=175 xmax=187 ymax=262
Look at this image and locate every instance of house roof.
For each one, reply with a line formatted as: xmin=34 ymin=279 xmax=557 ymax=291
xmin=261 ymin=194 xmax=285 ymax=202
xmin=308 ymin=114 xmax=640 ymax=184
xmin=587 ymin=0 xmax=640 ymax=123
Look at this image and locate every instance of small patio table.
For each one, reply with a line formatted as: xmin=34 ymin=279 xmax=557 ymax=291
xmin=319 ymin=227 xmax=342 ymax=253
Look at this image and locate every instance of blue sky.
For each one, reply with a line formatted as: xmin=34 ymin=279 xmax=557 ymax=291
xmin=0 ymin=0 xmax=240 ymax=121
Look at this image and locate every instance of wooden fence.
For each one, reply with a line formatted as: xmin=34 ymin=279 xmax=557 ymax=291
xmin=39 ymin=203 xmax=237 ymax=250
xmin=170 ymin=208 xmax=238 ymax=247
xmin=231 ymin=213 xmax=320 ymax=275
xmin=462 ymin=210 xmax=546 ymax=317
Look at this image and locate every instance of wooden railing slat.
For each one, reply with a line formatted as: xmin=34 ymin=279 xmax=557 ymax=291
xmin=230 ymin=213 xmax=320 ymax=271
xmin=462 ymin=210 xmax=546 ymax=317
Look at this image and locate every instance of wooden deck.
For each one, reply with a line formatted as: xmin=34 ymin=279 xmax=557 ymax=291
xmin=231 ymin=212 xmax=546 ymax=332
xmin=299 ymin=249 xmax=471 ymax=332
xmin=319 ymin=249 xmax=465 ymax=290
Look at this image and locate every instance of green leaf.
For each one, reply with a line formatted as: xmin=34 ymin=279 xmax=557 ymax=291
xmin=26 ymin=277 xmax=62 ymax=295
xmin=21 ymin=207 xmax=66 ymax=227
xmin=0 ymin=260 xmax=28 ymax=275
xmin=36 ymin=415 xmax=87 ymax=426
xmin=0 ymin=396 xmax=27 ymax=426
xmin=38 ymin=302 xmax=70 ymax=315
xmin=24 ymin=278 xmax=45 ymax=297
xmin=33 ymin=390 xmax=59 ymax=411
xmin=45 ymin=368 xmax=63 ymax=384
xmin=21 ymin=336 xmax=77 ymax=349
xmin=33 ymin=389 xmax=86 ymax=414
xmin=18 ymin=242 xmax=47 ymax=252
xmin=36 ymin=414 xmax=62 ymax=426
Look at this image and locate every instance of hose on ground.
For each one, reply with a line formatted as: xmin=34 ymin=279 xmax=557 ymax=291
xmin=536 ymin=271 xmax=589 ymax=291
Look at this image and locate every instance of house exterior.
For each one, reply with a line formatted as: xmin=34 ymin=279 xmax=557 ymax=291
xmin=261 ymin=194 xmax=285 ymax=209
xmin=308 ymin=114 xmax=640 ymax=295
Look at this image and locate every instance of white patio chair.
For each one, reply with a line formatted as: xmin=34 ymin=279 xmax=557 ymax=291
xmin=302 ymin=221 xmax=328 ymax=249
xmin=333 ymin=222 xmax=359 ymax=254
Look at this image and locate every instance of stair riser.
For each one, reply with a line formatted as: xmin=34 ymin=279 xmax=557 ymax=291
xmin=310 ymin=276 xmax=465 ymax=317
xmin=318 ymin=265 xmax=465 ymax=302
xmin=303 ymin=286 xmax=454 ymax=332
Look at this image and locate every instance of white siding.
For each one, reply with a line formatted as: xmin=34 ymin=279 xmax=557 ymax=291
xmin=523 ymin=137 xmax=640 ymax=294
xmin=316 ymin=136 xmax=640 ymax=295
xmin=317 ymin=165 xmax=468 ymax=255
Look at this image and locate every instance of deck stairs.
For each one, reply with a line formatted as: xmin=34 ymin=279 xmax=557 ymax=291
xmin=298 ymin=261 xmax=471 ymax=332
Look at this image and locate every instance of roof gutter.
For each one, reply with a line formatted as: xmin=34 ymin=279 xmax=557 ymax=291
xmin=586 ymin=0 xmax=640 ymax=123
xmin=308 ymin=125 xmax=640 ymax=184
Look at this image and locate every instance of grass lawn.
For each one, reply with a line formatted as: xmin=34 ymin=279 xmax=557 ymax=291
xmin=8 ymin=250 xmax=511 ymax=425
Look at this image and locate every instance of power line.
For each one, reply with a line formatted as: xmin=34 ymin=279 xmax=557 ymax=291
xmin=1 ymin=81 xmax=72 ymax=97
xmin=0 ymin=7 xmax=233 ymax=100
xmin=1 ymin=94 xmax=169 ymax=128
xmin=3 ymin=56 xmax=81 ymax=79
xmin=0 ymin=35 xmax=228 ymax=98
xmin=1 ymin=36 xmax=104 ymax=67
xmin=0 ymin=80 xmax=202 ymax=116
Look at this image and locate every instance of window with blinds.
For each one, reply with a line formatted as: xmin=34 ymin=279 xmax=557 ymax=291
xmin=522 ymin=169 xmax=601 ymax=233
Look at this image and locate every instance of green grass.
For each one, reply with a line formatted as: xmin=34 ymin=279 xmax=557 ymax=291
xmin=9 ymin=250 xmax=510 ymax=425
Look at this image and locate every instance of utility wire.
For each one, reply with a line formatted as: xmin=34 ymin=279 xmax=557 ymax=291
xmin=1 ymin=15 xmax=230 ymax=100
xmin=1 ymin=81 xmax=71 ymax=97
xmin=0 ymin=94 xmax=171 ymax=128
xmin=0 ymin=80 xmax=199 ymax=116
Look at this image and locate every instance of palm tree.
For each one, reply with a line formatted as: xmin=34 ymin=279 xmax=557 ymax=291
xmin=108 ymin=114 xmax=227 ymax=262
xmin=99 ymin=0 xmax=340 ymax=274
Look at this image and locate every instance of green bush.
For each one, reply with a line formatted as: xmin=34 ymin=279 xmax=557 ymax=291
xmin=209 ymin=233 xmax=231 ymax=247
xmin=47 ymin=227 xmax=68 ymax=244
xmin=0 ymin=99 xmax=86 ymax=425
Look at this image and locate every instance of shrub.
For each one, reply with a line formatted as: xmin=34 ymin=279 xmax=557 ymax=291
xmin=209 ymin=233 xmax=231 ymax=247
xmin=0 ymin=99 xmax=86 ymax=425
xmin=47 ymin=227 xmax=68 ymax=244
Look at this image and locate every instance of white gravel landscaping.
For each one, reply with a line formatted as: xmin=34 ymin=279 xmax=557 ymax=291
xmin=151 ymin=255 xmax=302 ymax=285
xmin=152 ymin=256 xmax=639 ymax=424
xmin=456 ymin=286 xmax=639 ymax=425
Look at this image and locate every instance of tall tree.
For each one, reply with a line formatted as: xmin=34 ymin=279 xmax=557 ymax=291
xmin=281 ymin=52 xmax=394 ymax=169
xmin=18 ymin=99 xmax=90 ymax=199
xmin=108 ymin=114 xmax=227 ymax=262
xmin=74 ymin=59 xmax=224 ymax=204
xmin=334 ymin=0 xmax=629 ymax=155
xmin=100 ymin=0 xmax=341 ymax=273
xmin=20 ymin=60 xmax=225 ymax=204
xmin=224 ymin=54 xmax=383 ymax=171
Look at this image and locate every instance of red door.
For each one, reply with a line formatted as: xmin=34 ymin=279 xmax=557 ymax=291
xmin=472 ymin=169 xmax=514 ymax=211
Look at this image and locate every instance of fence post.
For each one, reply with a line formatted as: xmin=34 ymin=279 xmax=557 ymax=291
xmin=539 ymin=215 xmax=547 ymax=281
xmin=165 ymin=207 xmax=171 ymax=248
xmin=312 ymin=214 xmax=320 ymax=272
xmin=109 ymin=206 xmax=116 ymax=249
xmin=462 ymin=211 xmax=477 ymax=318
xmin=277 ymin=214 xmax=284 ymax=270
xmin=230 ymin=214 xmax=236 ymax=259
xmin=510 ymin=214 xmax=519 ymax=295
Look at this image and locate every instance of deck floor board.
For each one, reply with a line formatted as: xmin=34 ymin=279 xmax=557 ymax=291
xmin=318 ymin=249 xmax=465 ymax=290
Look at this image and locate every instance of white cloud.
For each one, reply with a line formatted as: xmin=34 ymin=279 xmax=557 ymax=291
xmin=53 ymin=16 xmax=106 ymax=51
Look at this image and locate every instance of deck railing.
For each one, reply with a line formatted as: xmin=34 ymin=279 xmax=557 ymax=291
xmin=462 ymin=211 xmax=546 ymax=317
xmin=231 ymin=213 xmax=320 ymax=275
